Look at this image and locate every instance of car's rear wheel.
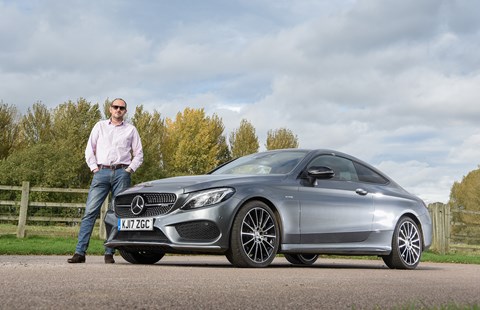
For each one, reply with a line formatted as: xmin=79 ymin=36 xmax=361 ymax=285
xmin=284 ymin=254 xmax=319 ymax=265
xmin=119 ymin=249 xmax=165 ymax=264
xmin=382 ymin=216 xmax=423 ymax=269
xmin=226 ymin=200 xmax=279 ymax=268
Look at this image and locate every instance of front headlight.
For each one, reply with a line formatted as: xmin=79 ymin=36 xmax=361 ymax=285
xmin=182 ymin=188 xmax=235 ymax=210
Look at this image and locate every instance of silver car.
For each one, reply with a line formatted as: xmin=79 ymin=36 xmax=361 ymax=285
xmin=104 ymin=149 xmax=432 ymax=269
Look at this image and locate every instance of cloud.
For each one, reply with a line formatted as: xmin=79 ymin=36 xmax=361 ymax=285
xmin=1 ymin=0 xmax=480 ymax=203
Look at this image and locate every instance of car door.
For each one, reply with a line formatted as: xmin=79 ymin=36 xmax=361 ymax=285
xmin=297 ymin=155 xmax=374 ymax=244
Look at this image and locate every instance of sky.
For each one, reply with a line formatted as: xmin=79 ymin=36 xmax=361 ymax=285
xmin=1 ymin=0 xmax=480 ymax=204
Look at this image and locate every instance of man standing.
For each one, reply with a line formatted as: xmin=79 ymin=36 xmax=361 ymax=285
xmin=68 ymin=98 xmax=143 ymax=264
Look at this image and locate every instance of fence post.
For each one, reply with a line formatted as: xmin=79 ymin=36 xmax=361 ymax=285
xmin=428 ymin=202 xmax=449 ymax=254
xmin=444 ymin=203 xmax=450 ymax=253
xmin=16 ymin=181 xmax=30 ymax=238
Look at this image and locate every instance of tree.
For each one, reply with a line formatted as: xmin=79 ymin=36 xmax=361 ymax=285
xmin=130 ymin=105 xmax=167 ymax=182
xmin=0 ymin=102 xmax=19 ymax=160
xmin=265 ymin=128 xmax=299 ymax=150
xmin=229 ymin=119 xmax=259 ymax=158
xmin=448 ymin=168 xmax=480 ymax=239
xmin=216 ymin=135 xmax=232 ymax=165
xmin=17 ymin=102 xmax=53 ymax=148
xmin=52 ymin=98 xmax=101 ymax=144
xmin=103 ymin=98 xmax=112 ymax=119
xmin=0 ymin=98 xmax=101 ymax=190
xmin=164 ymin=108 xmax=227 ymax=175
xmin=49 ymin=98 xmax=102 ymax=187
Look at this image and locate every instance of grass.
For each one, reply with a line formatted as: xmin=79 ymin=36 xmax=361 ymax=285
xmin=1 ymin=223 xmax=480 ymax=264
xmin=0 ymin=223 xmax=104 ymax=255
xmin=0 ymin=234 xmax=105 ymax=255
xmin=421 ymin=251 xmax=480 ymax=265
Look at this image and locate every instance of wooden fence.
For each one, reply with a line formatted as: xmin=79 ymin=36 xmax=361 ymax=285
xmin=1 ymin=182 xmax=479 ymax=254
xmin=0 ymin=181 xmax=108 ymax=239
xmin=428 ymin=202 xmax=480 ymax=254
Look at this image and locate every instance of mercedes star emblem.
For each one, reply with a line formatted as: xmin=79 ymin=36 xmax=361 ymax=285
xmin=131 ymin=195 xmax=146 ymax=216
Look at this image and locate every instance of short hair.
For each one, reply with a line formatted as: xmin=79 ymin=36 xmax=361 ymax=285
xmin=111 ymin=98 xmax=127 ymax=108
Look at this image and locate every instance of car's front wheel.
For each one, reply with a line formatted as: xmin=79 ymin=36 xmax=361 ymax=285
xmin=226 ymin=200 xmax=279 ymax=268
xmin=284 ymin=254 xmax=319 ymax=265
xmin=382 ymin=216 xmax=423 ymax=269
xmin=119 ymin=249 xmax=165 ymax=264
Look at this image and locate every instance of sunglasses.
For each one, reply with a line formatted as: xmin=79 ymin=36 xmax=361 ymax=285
xmin=111 ymin=105 xmax=126 ymax=111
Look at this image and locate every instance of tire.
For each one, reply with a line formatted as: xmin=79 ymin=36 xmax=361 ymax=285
xmin=226 ymin=200 xmax=279 ymax=268
xmin=119 ymin=249 xmax=165 ymax=264
xmin=284 ymin=254 xmax=319 ymax=265
xmin=382 ymin=216 xmax=423 ymax=270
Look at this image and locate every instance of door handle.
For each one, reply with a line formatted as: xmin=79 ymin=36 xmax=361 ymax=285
xmin=355 ymin=188 xmax=368 ymax=196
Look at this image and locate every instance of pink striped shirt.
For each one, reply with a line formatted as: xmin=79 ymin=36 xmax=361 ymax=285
xmin=85 ymin=119 xmax=144 ymax=172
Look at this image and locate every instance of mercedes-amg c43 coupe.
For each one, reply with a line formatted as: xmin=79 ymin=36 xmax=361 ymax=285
xmin=104 ymin=149 xmax=432 ymax=269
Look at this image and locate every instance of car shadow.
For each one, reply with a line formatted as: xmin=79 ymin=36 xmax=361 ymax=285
xmin=115 ymin=255 xmax=443 ymax=270
xmin=117 ymin=260 xmax=441 ymax=270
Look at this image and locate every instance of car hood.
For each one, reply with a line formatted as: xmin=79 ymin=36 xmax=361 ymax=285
xmin=121 ymin=174 xmax=287 ymax=195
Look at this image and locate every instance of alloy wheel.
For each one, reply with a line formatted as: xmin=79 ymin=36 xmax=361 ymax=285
xmin=240 ymin=207 xmax=277 ymax=264
xmin=398 ymin=220 xmax=421 ymax=266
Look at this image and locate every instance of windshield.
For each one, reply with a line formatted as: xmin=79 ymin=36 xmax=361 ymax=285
xmin=211 ymin=150 xmax=308 ymax=175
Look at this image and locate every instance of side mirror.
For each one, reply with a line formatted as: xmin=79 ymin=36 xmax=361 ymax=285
xmin=302 ymin=166 xmax=334 ymax=186
xmin=307 ymin=166 xmax=335 ymax=179
xmin=299 ymin=166 xmax=335 ymax=186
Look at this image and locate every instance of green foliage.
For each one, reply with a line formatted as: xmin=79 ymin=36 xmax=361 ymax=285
xmin=266 ymin=127 xmax=299 ymax=150
xmin=17 ymin=101 xmax=53 ymax=148
xmin=103 ymin=98 xmax=112 ymax=119
xmin=52 ymin=98 xmax=101 ymax=147
xmin=449 ymin=169 xmax=480 ymax=212
xmin=0 ymin=101 xmax=19 ymax=160
xmin=448 ymin=169 xmax=480 ymax=239
xmin=216 ymin=135 xmax=232 ymax=166
xmin=0 ymin=98 xmax=100 ymax=189
xmin=131 ymin=105 xmax=167 ymax=182
xmin=229 ymin=119 xmax=259 ymax=158
xmin=0 ymin=143 xmax=60 ymax=186
xmin=164 ymin=108 xmax=228 ymax=175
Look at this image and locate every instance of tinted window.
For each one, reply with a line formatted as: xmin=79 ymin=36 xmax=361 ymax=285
xmin=353 ymin=162 xmax=389 ymax=184
xmin=307 ymin=155 xmax=359 ymax=181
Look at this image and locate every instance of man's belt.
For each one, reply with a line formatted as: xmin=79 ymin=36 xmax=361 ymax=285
xmin=99 ymin=164 xmax=129 ymax=170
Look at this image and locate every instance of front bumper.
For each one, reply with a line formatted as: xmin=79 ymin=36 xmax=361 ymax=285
xmin=104 ymin=199 xmax=239 ymax=254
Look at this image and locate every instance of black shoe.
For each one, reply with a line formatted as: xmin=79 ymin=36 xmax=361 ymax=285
xmin=67 ymin=253 xmax=86 ymax=263
xmin=104 ymin=254 xmax=115 ymax=264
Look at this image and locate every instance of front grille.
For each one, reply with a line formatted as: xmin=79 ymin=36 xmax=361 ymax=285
xmin=175 ymin=221 xmax=220 ymax=241
xmin=116 ymin=193 xmax=176 ymax=205
xmin=114 ymin=193 xmax=177 ymax=218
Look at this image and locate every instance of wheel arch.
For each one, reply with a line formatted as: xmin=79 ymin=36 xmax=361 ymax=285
xmin=228 ymin=196 xmax=283 ymax=246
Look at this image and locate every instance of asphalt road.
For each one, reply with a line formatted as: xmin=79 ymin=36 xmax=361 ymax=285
xmin=0 ymin=255 xmax=479 ymax=309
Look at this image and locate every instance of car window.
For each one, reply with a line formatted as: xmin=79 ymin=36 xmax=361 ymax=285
xmin=212 ymin=150 xmax=308 ymax=175
xmin=353 ymin=162 xmax=389 ymax=184
xmin=307 ymin=155 xmax=359 ymax=181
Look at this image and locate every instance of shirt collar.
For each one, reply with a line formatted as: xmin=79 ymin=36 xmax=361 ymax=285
xmin=108 ymin=118 xmax=125 ymax=126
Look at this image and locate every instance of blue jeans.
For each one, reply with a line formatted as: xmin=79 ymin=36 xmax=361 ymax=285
xmin=75 ymin=168 xmax=131 ymax=255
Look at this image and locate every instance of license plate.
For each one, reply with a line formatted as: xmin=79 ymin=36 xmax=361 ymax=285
xmin=118 ymin=218 xmax=154 ymax=231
